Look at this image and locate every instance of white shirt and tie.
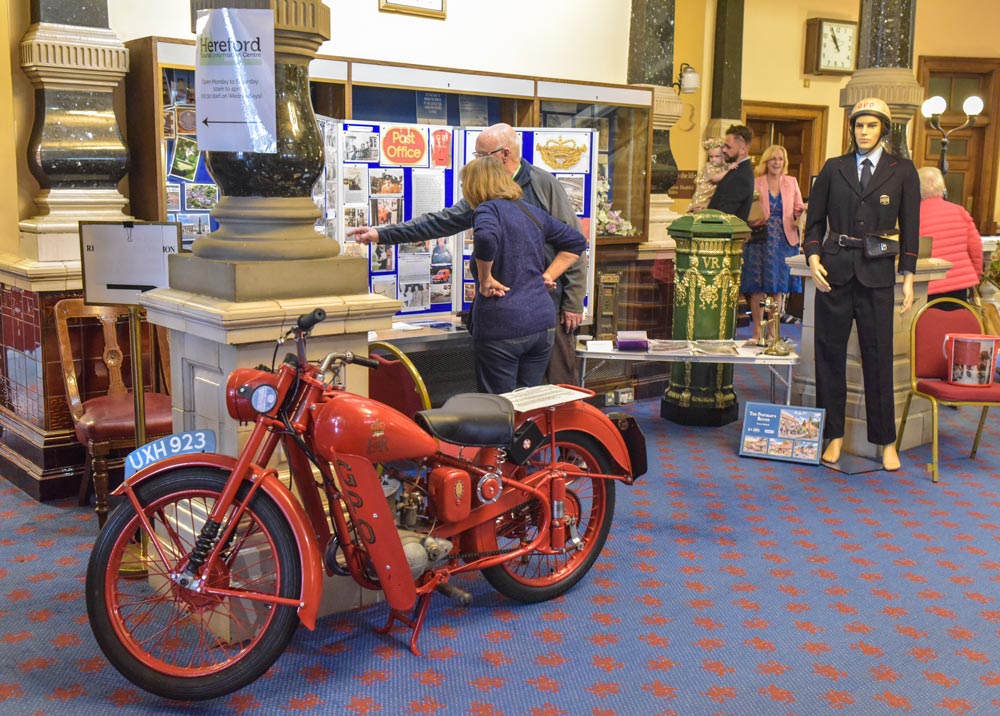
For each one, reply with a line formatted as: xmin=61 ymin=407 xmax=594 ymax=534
xmin=856 ymin=146 xmax=883 ymax=190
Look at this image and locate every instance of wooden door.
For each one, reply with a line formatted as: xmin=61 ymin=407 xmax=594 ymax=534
xmin=746 ymin=118 xmax=811 ymax=195
xmin=915 ymin=57 xmax=1000 ymax=234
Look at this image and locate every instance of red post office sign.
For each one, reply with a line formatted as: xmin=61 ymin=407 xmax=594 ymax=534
xmin=381 ymin=126 xmax=427 ymax=166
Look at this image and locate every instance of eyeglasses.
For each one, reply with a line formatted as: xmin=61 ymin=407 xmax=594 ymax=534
xmin=472 ymin=146 xmax=506 ymax=159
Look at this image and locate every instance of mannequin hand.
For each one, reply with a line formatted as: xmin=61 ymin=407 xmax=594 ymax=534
xmin=900 ymin=273 xmax=914 ymax=314
xmin=809 ymin=255 xmax=831 ymax=292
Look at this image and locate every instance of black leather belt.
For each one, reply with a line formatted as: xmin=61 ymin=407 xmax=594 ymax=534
xmin=830 ymin=234 xmax=865 ymax=248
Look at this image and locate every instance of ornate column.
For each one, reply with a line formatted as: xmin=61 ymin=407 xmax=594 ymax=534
xmin=705 ymin=0 xmax=745 ymax=140
xmin=169 ymin=0 xmax=365 ymax=301
xmin=0 ymin=1 xmax=133 ymax=500
xmin=139 ymin=0 xmax=397 ymax=617
xmin=840 ymin=0 xmax=922 ymax=158
xmin=628 ymin=0 xmax=683 ymax=238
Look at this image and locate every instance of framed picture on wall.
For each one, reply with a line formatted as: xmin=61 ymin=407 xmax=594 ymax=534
xmin=379 ymin=0 xmax=446 ymax=20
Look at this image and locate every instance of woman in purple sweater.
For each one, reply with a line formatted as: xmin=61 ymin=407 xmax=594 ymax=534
xmin=461 ymin=157 xmax=587 ymax=393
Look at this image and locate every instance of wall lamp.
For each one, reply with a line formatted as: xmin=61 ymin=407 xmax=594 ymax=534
xmin=672 ymin=63 xmax=700 ymax=94
xmin=920 ymin=94 xmax=984 ymax=175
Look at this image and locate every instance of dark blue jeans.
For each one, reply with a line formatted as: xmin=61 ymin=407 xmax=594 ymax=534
xmin=473 ymin=328 xmax=555 ymax=394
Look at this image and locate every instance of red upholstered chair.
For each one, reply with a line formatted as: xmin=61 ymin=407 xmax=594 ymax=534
xmin=368 ymin=341 xmax=431 ymax=419
xmin=896 ymin=297 xmax=1000 ymax=483
xmin=54 ymin=299 xmax=174 ymax=526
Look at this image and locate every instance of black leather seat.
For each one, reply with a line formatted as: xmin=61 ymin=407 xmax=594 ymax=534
xmin=415 ymin=393 xmax=515 ymax=447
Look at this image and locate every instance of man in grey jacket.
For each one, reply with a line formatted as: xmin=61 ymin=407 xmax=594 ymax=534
xmin=348 ymin=123 xmax=588 ymax=386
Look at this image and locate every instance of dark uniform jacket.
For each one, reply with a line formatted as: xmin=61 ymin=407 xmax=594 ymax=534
xmin=803 ymin=151 xmax=920 ymax=288
xmin=707 ymin=158 xmax=754 ymax=220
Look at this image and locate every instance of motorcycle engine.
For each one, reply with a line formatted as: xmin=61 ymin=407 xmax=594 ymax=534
xmin=397 ymin=531 xmax=454 ymax=578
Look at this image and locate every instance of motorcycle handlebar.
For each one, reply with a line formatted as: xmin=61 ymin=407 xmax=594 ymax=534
xmin=296 ymin=308 xmax=327 ymax=332
xmin=351 ymin=354 xmax=380 ymax=369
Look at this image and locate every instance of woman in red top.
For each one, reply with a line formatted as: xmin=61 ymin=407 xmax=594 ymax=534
xmin=918 ymin=166 xmax=983 ymax=304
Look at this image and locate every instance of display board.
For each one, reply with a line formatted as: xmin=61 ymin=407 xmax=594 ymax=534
xmin=455 ymin=127 xmax=597 ymax=318
xmin=161 ymin=66 xmax=220 ymax=250
xmin=315 ymin=116 xmax=460 ymax=316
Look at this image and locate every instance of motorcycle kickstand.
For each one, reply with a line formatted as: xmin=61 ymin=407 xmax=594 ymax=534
xmin=376 ymin=592 xmax=433 ymax=656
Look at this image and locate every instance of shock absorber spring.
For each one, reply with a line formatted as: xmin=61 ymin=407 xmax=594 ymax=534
xmin=185 ymin=520 xmax=223 ymax=577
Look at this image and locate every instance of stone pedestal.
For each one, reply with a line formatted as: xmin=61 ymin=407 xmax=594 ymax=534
xmin=788 ymin=254 xmax=950 ymax=458
xmin=140 ymin=288 xmax=400 ymax=615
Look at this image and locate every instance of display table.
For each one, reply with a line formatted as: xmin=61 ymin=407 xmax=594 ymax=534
xmin=578 ymin=342 xmax=799 ymax=405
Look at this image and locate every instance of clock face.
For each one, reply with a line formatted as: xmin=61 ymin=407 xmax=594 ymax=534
xmin=819 ymin=21 xmax=856 ymax=72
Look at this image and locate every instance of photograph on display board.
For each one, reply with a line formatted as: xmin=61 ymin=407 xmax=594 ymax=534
xmin=166 ymin=184 xmax=180 ymax=213
xmin=380 ymin=125 xmax=429 ymax=167
xmin=324 ymin=217 xmax=337 ymax=239
xmin=342 ymin=165 xmax=366 ymax=204
xmin=532 ymin=131 xmax=591 ymax=174
xmin=311 ymin=173 xmax=326 ymax=212
xmin=344 ymin=203 xmax=369 ymax=229
xmin=372 ymin=244 xmax=395 ymax=272
xmin=400 ymin=282 xmax=430 ymax=311
xmin=556 ymin=174 xmax=586 ymax=215
xmin=169 ymin=136 xmax=200 ymax=181
xmin=176 ymin=106 xmax=198 ymax=136
xmin=430 ymin=237 xmax=453 ymax=265
xmin=163 ymin=108 xmax=176 ymax=140
xmin=463 ymin=258 xmax=472 ymax=281
xmin=369 ymin=167 xmax=404 ymax=196
xmin=341 ymin=239 xmax=368 ymax=259
xmin=371 ymin=197 xmax=403 ymax=226
xmin=430 ymin=281 xmax=452 ymax=304
xmin=372 ymin=275 xmax=397 ymax=300
xmin=184 ymin=183 xmax=219 ymax=211
xmin=325 ymin=167 xmax=338 ymax=208
xmin=399 ymin=239 xmax=431 ymax=255
xmin=459 ymin=228 xmax=473 ymax=255
xmin=430 ymin=128 xmax=452 ymax=168
xmin=464 ymin=282 xmax=476 ymax=302
xmin=176 ymin=213 xmax=210 ymax=244
xmin=344 ymin=130 xmax=380 ymax=162
xmin=431 ymin=266 xmax=450 ymax=283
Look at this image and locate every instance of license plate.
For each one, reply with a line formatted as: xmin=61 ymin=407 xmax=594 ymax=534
xmin=124 ymin=430 xmax=216 ymax=479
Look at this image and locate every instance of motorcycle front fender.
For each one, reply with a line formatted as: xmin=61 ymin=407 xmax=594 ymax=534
xmin=113 ymin=453 xmax=324 ymax=631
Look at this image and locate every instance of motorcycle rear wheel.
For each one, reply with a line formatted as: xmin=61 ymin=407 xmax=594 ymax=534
xmin=478 ymin=431 xmax=615 ymax=603
xmin=86 ymin=468 xmax=301 ymax=701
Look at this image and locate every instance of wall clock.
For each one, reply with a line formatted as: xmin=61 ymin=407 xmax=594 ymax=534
xmin=803 ymin=18 xmax=858 ymax=75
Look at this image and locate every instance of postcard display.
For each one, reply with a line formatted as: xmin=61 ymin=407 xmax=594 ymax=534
xmin=161 ymin=67 xmax=220 ymax=250
xmin=313 ymin=118 xmax=597 ymax=318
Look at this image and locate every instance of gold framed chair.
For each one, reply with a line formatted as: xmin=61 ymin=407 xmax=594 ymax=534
xmin=54 ymin=298 xmax=174 ymax=526
xmin=368 ymin=341 xmax=431 ymax=418
xmin=896 ymin=297 xmax=1000 ymax=483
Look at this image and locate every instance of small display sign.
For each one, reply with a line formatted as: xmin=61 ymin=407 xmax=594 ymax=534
xmin=739 ymin=402 xmax=825 ymax=465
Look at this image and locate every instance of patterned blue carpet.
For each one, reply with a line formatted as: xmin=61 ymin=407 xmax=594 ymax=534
xmin=2 ymin=347 xmax=1000 ymax=715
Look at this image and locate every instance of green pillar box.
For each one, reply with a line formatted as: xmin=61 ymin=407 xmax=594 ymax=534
xmin=661 ymin=210 xmax=749 ymax=426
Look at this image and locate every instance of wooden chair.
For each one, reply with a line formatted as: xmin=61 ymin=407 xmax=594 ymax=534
xmin=368 ymin=341 xmax=431 ymax=419
xmin=54 ymin=299 xmax=174 ymax=526
xmin=896 ymin=297 xmax=1000 ymax=483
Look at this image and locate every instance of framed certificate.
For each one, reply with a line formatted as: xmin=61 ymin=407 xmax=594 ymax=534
xmin=379 ymin=0 xmax=446 ymax=19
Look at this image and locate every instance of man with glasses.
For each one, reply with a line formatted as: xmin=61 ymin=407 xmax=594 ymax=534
xmin=348 ymin=122 xmax=587 ymax=386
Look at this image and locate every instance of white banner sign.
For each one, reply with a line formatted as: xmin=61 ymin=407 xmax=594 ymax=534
xmin=195 ymin=9 xmax=277 ymax=153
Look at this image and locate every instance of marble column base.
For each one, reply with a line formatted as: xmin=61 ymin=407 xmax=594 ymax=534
xmin=139 ymin=287 xmax=400 ymax=616
xmin=168 ymin=253 xmax=368 ymax=302
xmin=19 ymin=188 xmax=130 ymax=263
xmin=788 ymin=254 xmax=950 ymax=460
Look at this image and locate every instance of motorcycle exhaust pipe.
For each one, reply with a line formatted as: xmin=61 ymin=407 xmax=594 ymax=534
xmin=435 ymin=581 xmax=473 ymax=606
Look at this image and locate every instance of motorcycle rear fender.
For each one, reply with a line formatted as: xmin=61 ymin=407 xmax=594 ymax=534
xmin=522 ymin=400 xmax=642 ymax=483
xmin=112 ymin=453 xmax=323 ymax=631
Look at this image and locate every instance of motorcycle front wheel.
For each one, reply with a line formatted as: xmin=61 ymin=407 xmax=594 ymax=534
xmin=477 ymin=431 xmax=615 ymax=603
xmin=86 ymin=468 xmax=302 ymax=701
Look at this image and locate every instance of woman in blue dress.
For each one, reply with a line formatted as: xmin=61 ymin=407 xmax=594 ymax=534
xmin=741 ymin=144 xmax=804 ymax=344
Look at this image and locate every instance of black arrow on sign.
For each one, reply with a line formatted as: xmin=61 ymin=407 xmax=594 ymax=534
xmin=201 ymin=117 xmax=263 ymax=127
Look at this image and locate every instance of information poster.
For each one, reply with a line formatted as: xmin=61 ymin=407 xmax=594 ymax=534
xmin=739 ymin=402 xmax=825 ymax=465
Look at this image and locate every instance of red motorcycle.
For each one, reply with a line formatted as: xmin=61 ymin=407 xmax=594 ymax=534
xmin=86 ymin=309 xmax=645 ymax=700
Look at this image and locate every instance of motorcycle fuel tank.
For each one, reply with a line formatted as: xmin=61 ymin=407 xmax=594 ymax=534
xmin=313 ymin=392 xmax=438 ymax=463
